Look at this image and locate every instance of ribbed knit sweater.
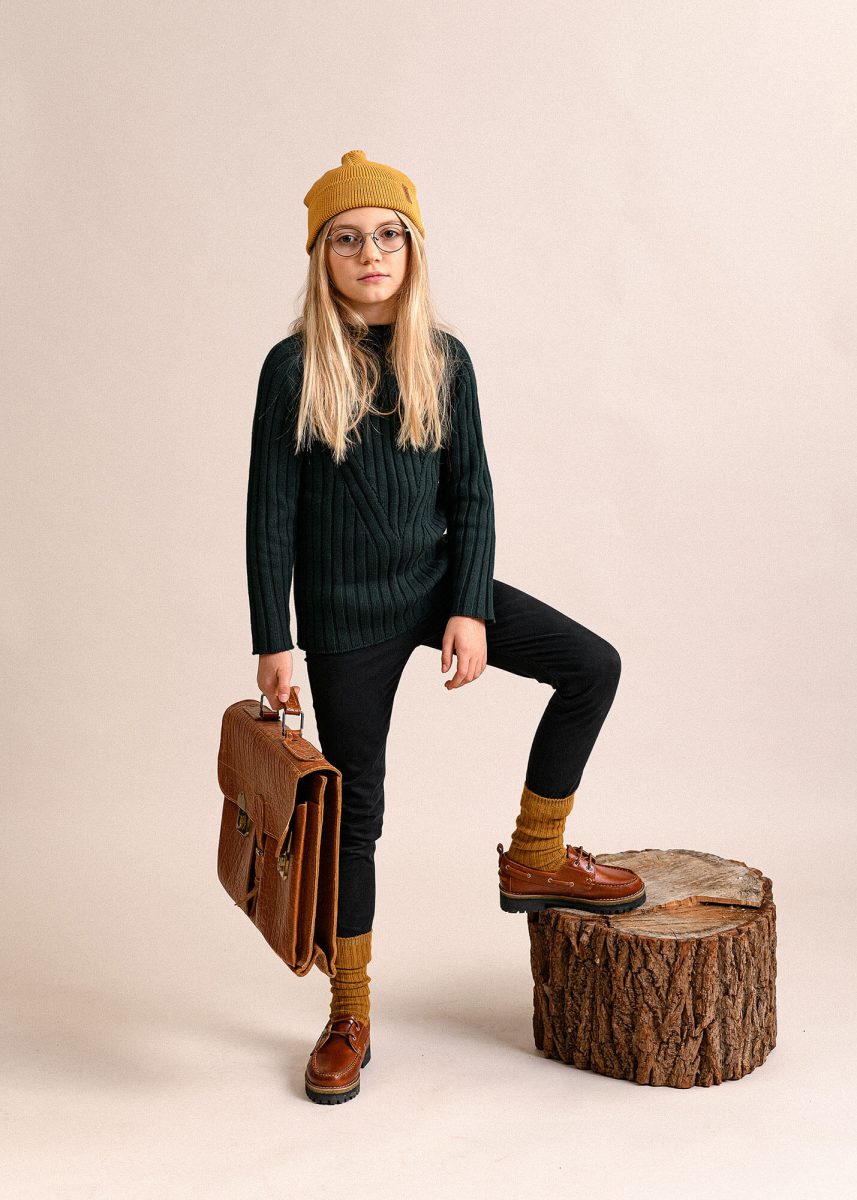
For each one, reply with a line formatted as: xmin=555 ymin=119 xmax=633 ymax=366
xmin=246 ymin=324 xmax=496 ymax=655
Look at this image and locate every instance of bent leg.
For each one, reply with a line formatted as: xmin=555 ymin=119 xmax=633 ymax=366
xmin=417 ymin=578 xmax=622 ymax=798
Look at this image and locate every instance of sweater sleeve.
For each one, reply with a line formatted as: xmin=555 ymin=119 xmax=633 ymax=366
xmin=245 ymin=341 xmax=302 ymax=654
xmin=441 ymin=340 xmax=497 ymax=623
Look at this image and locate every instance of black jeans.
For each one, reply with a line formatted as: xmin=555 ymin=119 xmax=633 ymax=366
xmin=303 ymin=578 xmax=621 ymax=937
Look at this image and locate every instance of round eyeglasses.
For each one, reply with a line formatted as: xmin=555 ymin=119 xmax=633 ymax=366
xmin=326 ymin=222 xmax=410 ymax=257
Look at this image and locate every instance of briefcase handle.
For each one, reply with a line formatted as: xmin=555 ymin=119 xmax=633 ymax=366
xmin=258 ymin=686 xmax=305 ymax=737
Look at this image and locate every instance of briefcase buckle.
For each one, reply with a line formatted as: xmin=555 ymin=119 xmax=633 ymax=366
xmin=236 ymin=792 xmax=251 ymax=837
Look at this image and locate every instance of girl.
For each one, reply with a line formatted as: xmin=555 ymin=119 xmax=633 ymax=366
xmin=245 ymin=149 xmax=646 ymax=1105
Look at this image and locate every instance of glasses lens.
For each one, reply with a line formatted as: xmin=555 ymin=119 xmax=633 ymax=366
xmin=375 ymin=225 xmax=405 ymax=251
xmin=329 ymin=229 xmax=361 ymax=256
xmin=329 ymin=225 xmax=406 ymax=255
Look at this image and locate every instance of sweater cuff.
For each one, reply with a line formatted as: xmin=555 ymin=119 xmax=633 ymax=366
xmin=252 ymin=635 xmax=294 ymax=655
xmin=448 ymin=584 xmax=496 ymax=625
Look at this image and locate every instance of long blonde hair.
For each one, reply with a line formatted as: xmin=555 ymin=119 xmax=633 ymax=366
xmin=286 ymin=212 xmax=461 ymax=464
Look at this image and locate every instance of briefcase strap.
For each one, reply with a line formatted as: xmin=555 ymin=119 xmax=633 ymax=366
xmin=257 ymin=687 xmax=304 ymax=736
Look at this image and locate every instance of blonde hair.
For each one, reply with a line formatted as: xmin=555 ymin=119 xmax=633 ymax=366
xmin=286 ymin=212 xmax=461 ymax=465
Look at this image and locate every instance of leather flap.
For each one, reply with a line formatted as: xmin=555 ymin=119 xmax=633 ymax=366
xmin=217 ymin=699 xmax=335 ymax=836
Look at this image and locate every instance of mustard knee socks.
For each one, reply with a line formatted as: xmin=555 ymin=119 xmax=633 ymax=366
xmin=329 ymin=930 xmax=372 ymax=1023
xmin=507 ymin=783 xmax=576 ymax=872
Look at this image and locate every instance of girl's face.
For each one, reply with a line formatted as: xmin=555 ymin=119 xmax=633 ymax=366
xmin=325 ymin=206 xmax=410 ymax=323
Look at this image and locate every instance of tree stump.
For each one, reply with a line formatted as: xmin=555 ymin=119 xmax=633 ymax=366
xmin=528 ymin=849 xmax=777 ymax=1087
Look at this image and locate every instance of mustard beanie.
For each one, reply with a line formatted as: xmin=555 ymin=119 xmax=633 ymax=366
xmin=303 ymin=149 xmax=425 ymax=255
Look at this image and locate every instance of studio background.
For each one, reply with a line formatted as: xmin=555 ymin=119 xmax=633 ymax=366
xmin=2 ymin=1 xmax=854 ymax=1196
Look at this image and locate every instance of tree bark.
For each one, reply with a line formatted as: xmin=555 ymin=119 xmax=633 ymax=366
xmin=528 ymin=849 xmax=777 ymax=1087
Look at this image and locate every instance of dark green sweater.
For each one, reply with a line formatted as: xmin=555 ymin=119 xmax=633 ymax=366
xmin=246 ymin=324 xmax=496 ymax=654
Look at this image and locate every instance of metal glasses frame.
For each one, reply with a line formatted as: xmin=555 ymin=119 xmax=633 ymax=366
xmin=325 ymin=221 xmax=411 ymax=256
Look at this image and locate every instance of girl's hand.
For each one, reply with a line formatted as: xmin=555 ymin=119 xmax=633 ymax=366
xmin=441 ymin=617 xmax=487 ymax=689
xmin=257 ymin=650 xmax=298 ymax=713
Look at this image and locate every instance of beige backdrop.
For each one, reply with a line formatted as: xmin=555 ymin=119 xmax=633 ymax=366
xmin=2 ymin=1 xmax=855 ymax=1196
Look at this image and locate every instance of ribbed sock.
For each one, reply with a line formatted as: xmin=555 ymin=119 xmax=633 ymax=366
xmin=329 ymin=930 xmax=372 ymax=1023
xmin=507 ymin=783 xmax=576 ymax=872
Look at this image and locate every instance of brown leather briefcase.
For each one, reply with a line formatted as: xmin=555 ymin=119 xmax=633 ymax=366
xmin=216 ymin=688 xmax=341 ymax=977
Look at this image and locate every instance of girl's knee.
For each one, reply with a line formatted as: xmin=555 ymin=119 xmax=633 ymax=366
xmin=585 ymin=637 xmax=621 ymax=694
xmin=552 ymin=633 xmax=620 ymax=697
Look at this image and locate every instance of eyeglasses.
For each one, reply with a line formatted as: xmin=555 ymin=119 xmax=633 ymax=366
xmin=326 ymin=222 xmax=410 ymax=257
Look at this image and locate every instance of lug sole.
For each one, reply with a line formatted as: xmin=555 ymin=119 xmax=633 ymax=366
xmin=499 ymin=887 xmax=646 ymax=915
xmin=305 ymin=1041 xmax=371 ymax=1105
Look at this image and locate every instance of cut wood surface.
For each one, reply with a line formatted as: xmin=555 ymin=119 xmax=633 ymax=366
xmin=528 ymin=848 xmax=777 ymax=1087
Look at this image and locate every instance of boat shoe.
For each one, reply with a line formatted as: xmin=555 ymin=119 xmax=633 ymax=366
xmin=305 ymin=1014 xmax=371 ymax=1105
xmin=497 ymin=842 xmax=646 ymax=915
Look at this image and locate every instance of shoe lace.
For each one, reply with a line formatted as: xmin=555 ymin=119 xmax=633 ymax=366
xmin=326 ymin=1017 xmax=362 ymax=1045
xmin=568 ymin=844 xmax=596 ymax=872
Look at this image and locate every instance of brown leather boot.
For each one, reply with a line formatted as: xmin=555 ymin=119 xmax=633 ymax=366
xmin=498 ymin=842 xmax=646 ymax=914
xmin=304 ymin=1015 xmax=371 ymax=1105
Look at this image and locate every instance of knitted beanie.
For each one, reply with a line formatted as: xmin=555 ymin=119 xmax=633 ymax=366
xmin=303 ymin=149 xmax=425 ymax=255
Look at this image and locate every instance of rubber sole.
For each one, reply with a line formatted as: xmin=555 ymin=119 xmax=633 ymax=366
xmin=499 ymin=887 xmax=646 ymax=915
xmin=304 ymin=1041 xmax=371 ymax=1105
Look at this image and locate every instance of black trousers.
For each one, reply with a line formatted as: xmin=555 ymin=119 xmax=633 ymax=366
xmin=303 ymin=578 xmax=621 ymax=937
